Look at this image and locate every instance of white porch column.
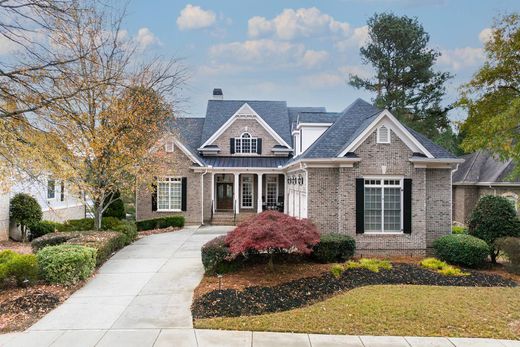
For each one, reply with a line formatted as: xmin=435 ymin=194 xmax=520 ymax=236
xmin=210 ymin=173 xmax=215 ymax=212
xmin=257 ymin=173 xmax=263 ymax=213
xmin=283 ymin=173 xmax=288 ymax=214
xmin=234 ymin=173 xmax=240 ymax=214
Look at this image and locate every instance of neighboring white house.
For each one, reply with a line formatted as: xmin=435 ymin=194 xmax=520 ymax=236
xmin=0 ymin=176 xmax=85 ymax=241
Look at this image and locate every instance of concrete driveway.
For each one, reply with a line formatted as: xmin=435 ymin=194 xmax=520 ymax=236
xmin=0 ymin=226 xmax=519 ymax=347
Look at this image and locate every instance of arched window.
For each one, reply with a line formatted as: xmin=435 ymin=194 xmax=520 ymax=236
xmin=235 ymin=132 xmax=257 ymax=153
xmin=377 ymin=125 xmax=390 ymax=144
xmin=502 ymin=192 xmax=519 ymax=213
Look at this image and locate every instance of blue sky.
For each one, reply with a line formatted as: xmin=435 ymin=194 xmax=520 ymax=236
xmin=123 ymin=0 xmax=520 ymax=120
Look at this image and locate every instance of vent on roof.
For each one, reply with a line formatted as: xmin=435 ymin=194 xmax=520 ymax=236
xmin=212 ymin=88 xmax=223 ymax=100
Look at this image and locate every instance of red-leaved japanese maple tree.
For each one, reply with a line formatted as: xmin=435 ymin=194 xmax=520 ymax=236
xmin=225 ymin=211 xmax=320 ymax=270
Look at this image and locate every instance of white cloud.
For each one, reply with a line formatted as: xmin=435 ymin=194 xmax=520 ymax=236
xmin=0 ymin=35 xmax=22 ymax=55
xmin=177 ymin=4 xmax=216 ymax=30
xmin=438 ymin=47 xmax=484 ymax=71
xmin=209 ymin=39 xmax=328 ymax=69
xmin=135 ymin=27 xmax=161 ymax=49
xmin=248 ymin=7 xmax=350 ymax=40
xmin=479 ymin=27 xmax=494 ymax=44
xmin=339 ymin=65 xmax=373 ymax=80
xmin=299 ymin=72 xmax=345 ymax=89
xmin=335 ymin=25 xmax=369 ymax=51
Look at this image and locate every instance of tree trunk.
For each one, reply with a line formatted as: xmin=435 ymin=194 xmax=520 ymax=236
xmin=93 ymin=199 xmax=102 ymax=231
xmin=267 ymin=254 xmax=274 ymax=272
xmin=490 ymin=249 xmax=499 ymax=264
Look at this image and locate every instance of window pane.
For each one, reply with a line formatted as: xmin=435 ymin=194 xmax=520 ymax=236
xmin=235 ymin=139 xmax=241 ymax=153
xmin=47 ymin=179 xmax=56 ymax=199
xmin=364 ymin=187 xmax=381 ymax=231
xmin=170 ymin=181 xmax=182 ymax=210
xmin=242 ymin=178 xmax=253 ymax=207
xmin=242 ymin=138 xmax=251 ymax=153
xmin=384 ymin=187 xmax=401 ymax=231
xmin=158 ymin=182 xmax=170 ymax=210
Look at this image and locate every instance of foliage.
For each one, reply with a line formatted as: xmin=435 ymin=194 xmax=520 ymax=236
xmin=225 ymin=211 xmax=320 ymax=270
xmin=29 ymin=221 xmax=63 ymax=239
xmin=467 ymin=195 xmax=520 ymax=262
xmin=58 ymin=217 xmax=136 ymax=244
xmin=102 ymin=191 xmax=125 ymax=219
xmin=201 ymin=235 xmax=238 ymax=274
xmin=62 ymin=218 xmax=94 ymax=232
xmin=452 ymin=226 xmax=468 ymax=234
xmin=0 ymin=250 xmax=39 ymax=286
xmin=349 ymin=12 xmax=453 ymax=141
xmin=433 ymin=234 xmax=490 ymax=268
xmin=330 ymin=264 xmax=344 ymax=279
xmin=496 ymin=237 xmax=520 ymax=274
xmin=420 ymin=258 xmax=469 ymax=276
xmin=343 ymin=258 xmax=392 ymax=273
xmin=110 ymin=220 xmax=137 ymax=245
xmin=312 ymin=233 xmax=356 ymax=263
xmin=32 ymin=232 xmax=76 ymax=252
xmin=37 ymin=245 xmax=96 ymax=285
xmin=459 ymin=13 xmax=520 ymax=174
xmin=9 ymin=193 xmax=43 ymax=242
xmin=136 ymin=216 xmax=185 ymax=231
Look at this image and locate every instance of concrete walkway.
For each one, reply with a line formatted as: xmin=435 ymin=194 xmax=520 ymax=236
xmin=0 ymin=226 xmax=519 ymax=347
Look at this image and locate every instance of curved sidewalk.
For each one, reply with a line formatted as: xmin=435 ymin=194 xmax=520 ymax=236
xmin=0 ymin=226 xmax=518 ymax=347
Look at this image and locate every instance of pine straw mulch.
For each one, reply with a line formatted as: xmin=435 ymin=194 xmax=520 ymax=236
xmin=137 ymin=226 xmax=181 ymax=238
xmin=192 ymin=262 xmax=518 ymax=319
xmin=0 ymin=241 xmax=32 ymax=254
xmin=0 ymin=282 xmax=83 ymax=333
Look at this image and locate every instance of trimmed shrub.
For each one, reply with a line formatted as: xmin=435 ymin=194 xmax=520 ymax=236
xmin=496 ymin=237 xmax=520 ymax=274
xmin=330 ymin=264 xmax=343 ymax=279
xmin=29 ymin=221 xmax=63 ymax=239
xmin=136 ymin=216 xmax=185 ymax=231
xmin=433 ymin=234 xmax=489 ymax=268
xmin=102 ymin=191 xmax=126 ymax=219
xmin=0 ymin=251 xmax=39 ymax=286
xmin=313 ymin=233 xmax=356 ymax=263
xmin=32 ymin=232 xmax=77 ymax=251
xmin=37 ymin=245 xmax=96 ymax=285
xmin=62 ymin=218 xmax=94 ymax=231
xmin=452 ymin=226 xmax=467 ymax=234
xmin=225 ymin=211 xmax=320 ymax=270
xmin=10 ymin=193 xmax=43 ymax=241
xmin=111 ymin=221 xmax=137 ymax=245
xmin=201 ymin=235 xmax=235 ymax=274
xmin=420 ymin=257 xmax=469 ymax=276
xmin=101 ymin=217 xmax=122 ymax=230
xmin=468 ymin=195 xmax=520 ymax=263
xmin=344 ymin=258 xmax=392 ymax=273
xmin=438 ymin=265 xmax=469 ymax=277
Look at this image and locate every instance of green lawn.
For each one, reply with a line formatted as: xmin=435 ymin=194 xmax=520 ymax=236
xmin=194 ymin=285 xmax=520 ymax=339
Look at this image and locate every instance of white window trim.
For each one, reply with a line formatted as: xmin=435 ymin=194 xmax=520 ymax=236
xmin=47 ymin=179 xmax=56 ymax=200
xmin=363 ymin=176 xmax=404 ymax=234
xmin=157 ymin=176 xmax=182 ymax=212
xmin=240 ymin=174 xmax=254 ymax=209
xmin=377 ymin=125 xmax=390 ymax=144
xmin=235 ymin=132 xmax=258 ymax=154
xmin=165 ymin=141 xmax=175 ymax=153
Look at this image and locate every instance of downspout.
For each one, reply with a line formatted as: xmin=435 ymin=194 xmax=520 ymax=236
xmin=201 ymin=169 xmax=208 ymax=225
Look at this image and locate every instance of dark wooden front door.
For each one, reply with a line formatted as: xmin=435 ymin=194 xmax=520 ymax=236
xmin=217 ymin=182 xmax=233 ymax=210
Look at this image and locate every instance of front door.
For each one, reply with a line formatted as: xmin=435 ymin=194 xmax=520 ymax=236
xmin=217 ymin=182 xmax=234 ymax=210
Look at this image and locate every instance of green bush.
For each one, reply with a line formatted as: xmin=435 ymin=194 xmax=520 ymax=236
xmin=32 ymin=232 xmax=76 ymax=251
xmin=62 ymin=218 xmax=95 ymax=231
xmin=37 ymin=245 xmax=96 ymax=285
xmin=201 ymin=235 xmax=238 ymax=274
xmin=420 ymin=257 xmax=469 ymax=276
xmin=496 ymin=237 xmax=520 ymax=274
xmin=29 ymin=221 xmax=63 ymax=239
xmin=452 ymin=226 xmax=467 ymax=234
xmin=111 ymin=221 xmax=137 ymax=245
xmin=101 ymin=217 xmax=122 ymax=230
xmin=330 ymin=264 xmax=344 ymax=279
xmin=136 ymin=216 xmax=185 ymax=231
xmin=344 ymin=258 xmax=392 ymax=273
xmin=312 ymin=233 xmax=356 ymax=263
xmin=10 ymin=193 xmax=43 ymax=241
xmin=0 ymin=250 xmax=39 ymax=286
xmin=468 ymin=195 xmax=520 ymax=263
xmin=433 ymin=234 xmax=490 ymax=268
xmin=102 ymin=191 xmax=126 ymax=219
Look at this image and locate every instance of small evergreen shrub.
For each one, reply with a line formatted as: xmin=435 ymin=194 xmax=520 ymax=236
xmin=10 ymin=193 xmax=43 ymax=241
xmin=37 ymin=245 xmax=96 ymax=285
xmin=438 ymin=265 xmax=469 ymax=277
xmin=312 ymin=233 xmax=356 ymax=263
xmin=29 ymin=221 xmax=63 ymax=239
xmin=32 ymin=233 xmax=76 ymax=251
xmin=468 ymin=195 xmax=520 ymax=263
xmin=201 ymin=235 xmax=237 ymax=274
xmin=101 ymin=217 xmax=122 ymax=230
xmin=0 ymin=250 xmax=39 ymax=286
xmin=496 ymin=237 xmax=520 ymax=274
xmin=420 ymin=257 xmax=469 ymax=276
xmin=452 ymin=226 xmax=467 ymax=234
xmin=102 ymin=191 xmax=126 ymax=219
xmin=344 ymin=258 xmax=392 ymax=273
xmin=111 ymin=221 xmax=137 ymax=245
xmin=433 ymin=234 xmax=489 ymax=268
xmin=330 ymin=264 xmax=344 ymax=279
xmin=136 ymin=216 xmax=185 ymax=231
xmin=62 ymin=218 xmax=95 ymax=231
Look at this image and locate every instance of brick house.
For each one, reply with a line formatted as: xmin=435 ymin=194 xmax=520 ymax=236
xmin=452 ymin=151 xmax=520 ymax=225
xmin=136 ymin=89 xmax=462 ymax=254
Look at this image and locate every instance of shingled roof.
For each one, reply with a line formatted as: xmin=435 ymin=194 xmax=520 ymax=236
xmin=453 ymin=151 xmax=518 ymax=184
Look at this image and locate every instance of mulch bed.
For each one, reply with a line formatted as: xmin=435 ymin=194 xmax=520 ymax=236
xmin=191 ymin=263 xmax=518 ymax=319
xmin=137 ymin=226 xmax=180 ymax=238
xmin=0 ymin=241 xmax=32 ymax=254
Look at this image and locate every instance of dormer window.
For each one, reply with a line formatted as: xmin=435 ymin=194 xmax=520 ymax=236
xmin=377 ymin=125 xmax=390 ymax=144
xmin=235 ymin=132 xmax=257 ymax=154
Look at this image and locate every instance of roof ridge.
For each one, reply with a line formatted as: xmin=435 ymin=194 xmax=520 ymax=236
xmin=462 ymin=151 xmax=482 ymax=182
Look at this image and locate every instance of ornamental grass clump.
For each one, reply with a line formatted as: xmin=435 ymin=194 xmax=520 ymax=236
xmin=344 ymin=258 xmax=392 ymax=273
xmin=330 ymin=264 xmax=344 ymax=279
xmin=225 ymin=211 xmax=320 ymax=271
xmin=420 ymin=257 xmax=469 ymax=277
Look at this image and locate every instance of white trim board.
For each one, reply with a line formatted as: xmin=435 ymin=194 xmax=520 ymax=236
xmin=337 ymin=109 xmax=434 ymax=158
xmin=200 ymin=103 xmax=292 ymax=149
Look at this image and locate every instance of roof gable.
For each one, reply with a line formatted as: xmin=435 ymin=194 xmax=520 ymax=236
xmin=453 ymin=151 xmax=518 ymax=184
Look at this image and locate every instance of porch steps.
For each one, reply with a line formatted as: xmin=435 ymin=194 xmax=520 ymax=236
xmin=210 ymin=212 xmax=256 ymax=226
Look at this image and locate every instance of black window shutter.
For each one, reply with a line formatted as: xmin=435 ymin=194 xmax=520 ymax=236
xmin=181 ymin=177 xmax=187 ymax=211
xmin=403 ymin=178 xmax=412 ymax=234
xmin=151 ymin=178 xmax=157 ymax=211
xmin=230 ymin=138 xmax=235 ymax=154
xmin=356 ymin=178 xmax=364 ymax=234
xmin=257 ymin=138 xmax=262 ymax=154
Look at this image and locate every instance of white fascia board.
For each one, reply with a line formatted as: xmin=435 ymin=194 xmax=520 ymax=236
xmin=337 ymin=109 xmax=434 ymax=159
xmin=200 ymin=103 xmax=292 ymax=149
xmin=191 ymin=167 xmax=283 ymax=173
xmin=296 ymin=122 xmax=333 ymax=130
xmin=172 ymin=139 xmax=204 ymax=166
xmin=409 ymin=158 xmax=465 ymax=164
xmin=282 ymin=157 xmax=361 ymax=170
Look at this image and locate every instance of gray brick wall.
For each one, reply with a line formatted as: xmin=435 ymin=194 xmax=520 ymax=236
xmin=307 ymin=168 xmax=338 ymax=232
xmin=426 ymin=168 xmax=452 ymax=247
